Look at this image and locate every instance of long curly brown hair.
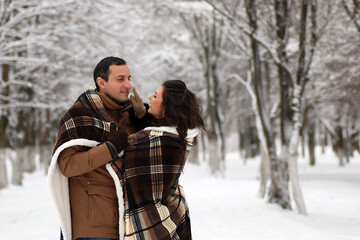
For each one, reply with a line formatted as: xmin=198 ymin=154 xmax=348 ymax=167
xmin=153 ymin=80 xmax=205 ymax=146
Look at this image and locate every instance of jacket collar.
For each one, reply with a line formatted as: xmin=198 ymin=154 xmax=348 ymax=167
xmin=97 ymin=90 xmax=131 ymax=111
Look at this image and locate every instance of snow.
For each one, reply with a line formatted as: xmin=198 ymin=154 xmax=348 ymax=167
xmin=0 ymin=148 xmax=359 ymax=240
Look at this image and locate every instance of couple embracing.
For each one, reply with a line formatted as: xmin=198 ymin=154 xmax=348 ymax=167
xmin=48 ymin=56 xmax=204 ymax=240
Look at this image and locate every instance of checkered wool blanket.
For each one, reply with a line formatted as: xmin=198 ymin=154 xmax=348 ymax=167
xmin=54 ymin=86 xmax=130 ymax=150
xmin=109 ymin=126 xmax=198 ymax=240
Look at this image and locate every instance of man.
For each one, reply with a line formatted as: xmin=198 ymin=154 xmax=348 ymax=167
xmin=48 ymin=57 xmax=151 ymax=240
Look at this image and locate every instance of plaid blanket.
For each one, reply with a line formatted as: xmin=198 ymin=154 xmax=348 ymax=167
xmin=54 ymin=86 xmax=129 ymax=151
xmin=109 ymin=126 xmax=198 ymax=240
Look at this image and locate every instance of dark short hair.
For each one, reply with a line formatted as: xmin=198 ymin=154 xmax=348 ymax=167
xmin=93 ymin=56 xmax=127 ymax=91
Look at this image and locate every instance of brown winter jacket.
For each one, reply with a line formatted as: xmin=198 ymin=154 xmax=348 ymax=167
xmin=58 ymin=91 xmax=137 ymax=240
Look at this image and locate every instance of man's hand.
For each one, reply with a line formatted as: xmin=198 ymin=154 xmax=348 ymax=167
xmin=130 ymin=87 xmax=146 ymax=119
xmin=105 ymin=124 xmax=128 ymax=158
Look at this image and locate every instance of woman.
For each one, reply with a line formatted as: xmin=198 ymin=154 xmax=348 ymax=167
xmin=112 ymin=80 xmax=204 ymax=240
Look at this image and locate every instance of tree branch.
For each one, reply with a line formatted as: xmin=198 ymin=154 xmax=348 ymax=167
xmin=205 ymin=0 xmax=294 ymax=84
xmin=342 ymin=0 xmax=360 ymax=32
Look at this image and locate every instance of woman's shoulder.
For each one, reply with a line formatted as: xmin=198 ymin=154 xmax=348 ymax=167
xmin=144 ymin=126 xmax=179 ymax=137
xmin=128 ymin=126 xmax=199 ymax=145
xmin=127 ymin=127 xmax=177 ymax=145
xmin=144 ymin=126 xmax=175 ymax=132
xmin=143 ymin=126 xmax=198 ymax=138
xmin=129 ymin=127 xmax=176 ymax=139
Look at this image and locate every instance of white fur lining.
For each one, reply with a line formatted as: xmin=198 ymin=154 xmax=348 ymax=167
xmin=144 ymin=126 xmax=199 ymax=139
xmin=47 ymin=138 xmax=125 ymax=240
xmin=105 ymin=163 xmax=125 ymax=240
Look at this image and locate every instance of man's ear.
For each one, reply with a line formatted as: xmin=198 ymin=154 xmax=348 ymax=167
xmin=96 ymin=77 xmax=106 ymax=90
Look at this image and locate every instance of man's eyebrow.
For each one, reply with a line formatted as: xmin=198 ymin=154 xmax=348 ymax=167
xmin=116 ymin=74 xmax=131 ymax=78
xmin=155 ymin=91 xmax=158 ymax=95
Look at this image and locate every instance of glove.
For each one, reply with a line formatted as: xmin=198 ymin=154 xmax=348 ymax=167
xmin=105 ymin=124 xmax=128 ymax=158
xmin=130 ymin=87 xmax=146 ymax=118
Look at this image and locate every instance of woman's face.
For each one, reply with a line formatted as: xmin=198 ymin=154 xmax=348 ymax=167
xmin=148 ymin=86 xmax=164 ymax=119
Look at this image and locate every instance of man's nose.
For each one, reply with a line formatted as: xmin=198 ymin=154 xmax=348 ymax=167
xmin=125 ymin=79 xmax=132 ymax=89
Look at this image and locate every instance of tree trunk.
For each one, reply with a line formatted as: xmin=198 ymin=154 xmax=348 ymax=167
xmin=345 ymin=118 xmax=350 ymax=163
xmin=286 ymin=0 xmax=313 ymax=215
xmin=23 ymin=145 xmax=37 ymax=173
xmin=246 ymin=0 xmax=290 ymax=208
xmin=288 ymin=86 xmax=307 ymax=215
xmin=40 ymin=108 xmax=52 ymax=171
xmin=207 ymin=15 xmax=226 ymax=175
xmin=238 ymin=119 xmax=245 ymax=163
xmin=288 ymin=130 xmax=307 ymax=214
xmin=40 ymin=144 xmax=52 ymax=174
xmin=264 ymin=60 xmax=271 ymax=105
xmin=10 ymin=148 xmax=24 ymax=186
xmin=258 ymin=143 xmax=270 ymax=198
xmin=0 ymin=64 xmax=10 ymax=188
xmin=23 ymin=109 xmax=37 ymax=173
xmin=188 ymin=137 xmax=200 ymax=164
xmin=349 ymin=113 xmax=359 ymax=155
xmin=275 ymin=0 xmax=292 ymax=147
xmin=208 ymin=137 xmax=224 ymax=176
xmin=307 ymin=120 xmax=316 ymax=166
xmin=333 ymin=125 xmax=345 ymax=166
xmin=200 ymin=130 xmax=207 ymax=163
xmin=274 ymin=0 xmax=292 ymax=209
xmin=333 ymin=109 xmax=345 ymax=166
xmin=301 ymin=135 xmax=306 ymax=157
xmin=319 ymin=121 xmax=327 ymax=154
xmin=243 ymin=124 xmax=252 ymax=160
xmin=240 ymin=116 xmax=259 ymax=160
xmin=0 ymin=148 xmax=8 ymax=189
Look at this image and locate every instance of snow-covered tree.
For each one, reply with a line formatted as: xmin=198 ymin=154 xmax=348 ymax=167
xmin=305 ymin=0 xmax=360 ymax=165
xmin=0 ymin=0 xmax=205 ymax=186
xmin=202 ymin=0 xmax=346 ymax=215
xmin=0 ymin=0 xmax=152 ymax=184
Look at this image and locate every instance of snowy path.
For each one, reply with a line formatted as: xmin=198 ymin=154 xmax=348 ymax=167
xmin=1 ymin=149 xmax=359 ymax=240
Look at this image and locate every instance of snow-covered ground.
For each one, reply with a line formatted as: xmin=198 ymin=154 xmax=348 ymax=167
xmin=0 ymin=148 xmax=359 ymax=240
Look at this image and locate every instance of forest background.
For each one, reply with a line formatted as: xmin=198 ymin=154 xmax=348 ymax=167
xmin=0 ymin=0 xmax=359 ymax=215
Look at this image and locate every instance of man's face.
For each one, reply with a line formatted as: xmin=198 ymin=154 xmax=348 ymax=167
xmin=98 ymin=64 xmax=132 ymax=103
